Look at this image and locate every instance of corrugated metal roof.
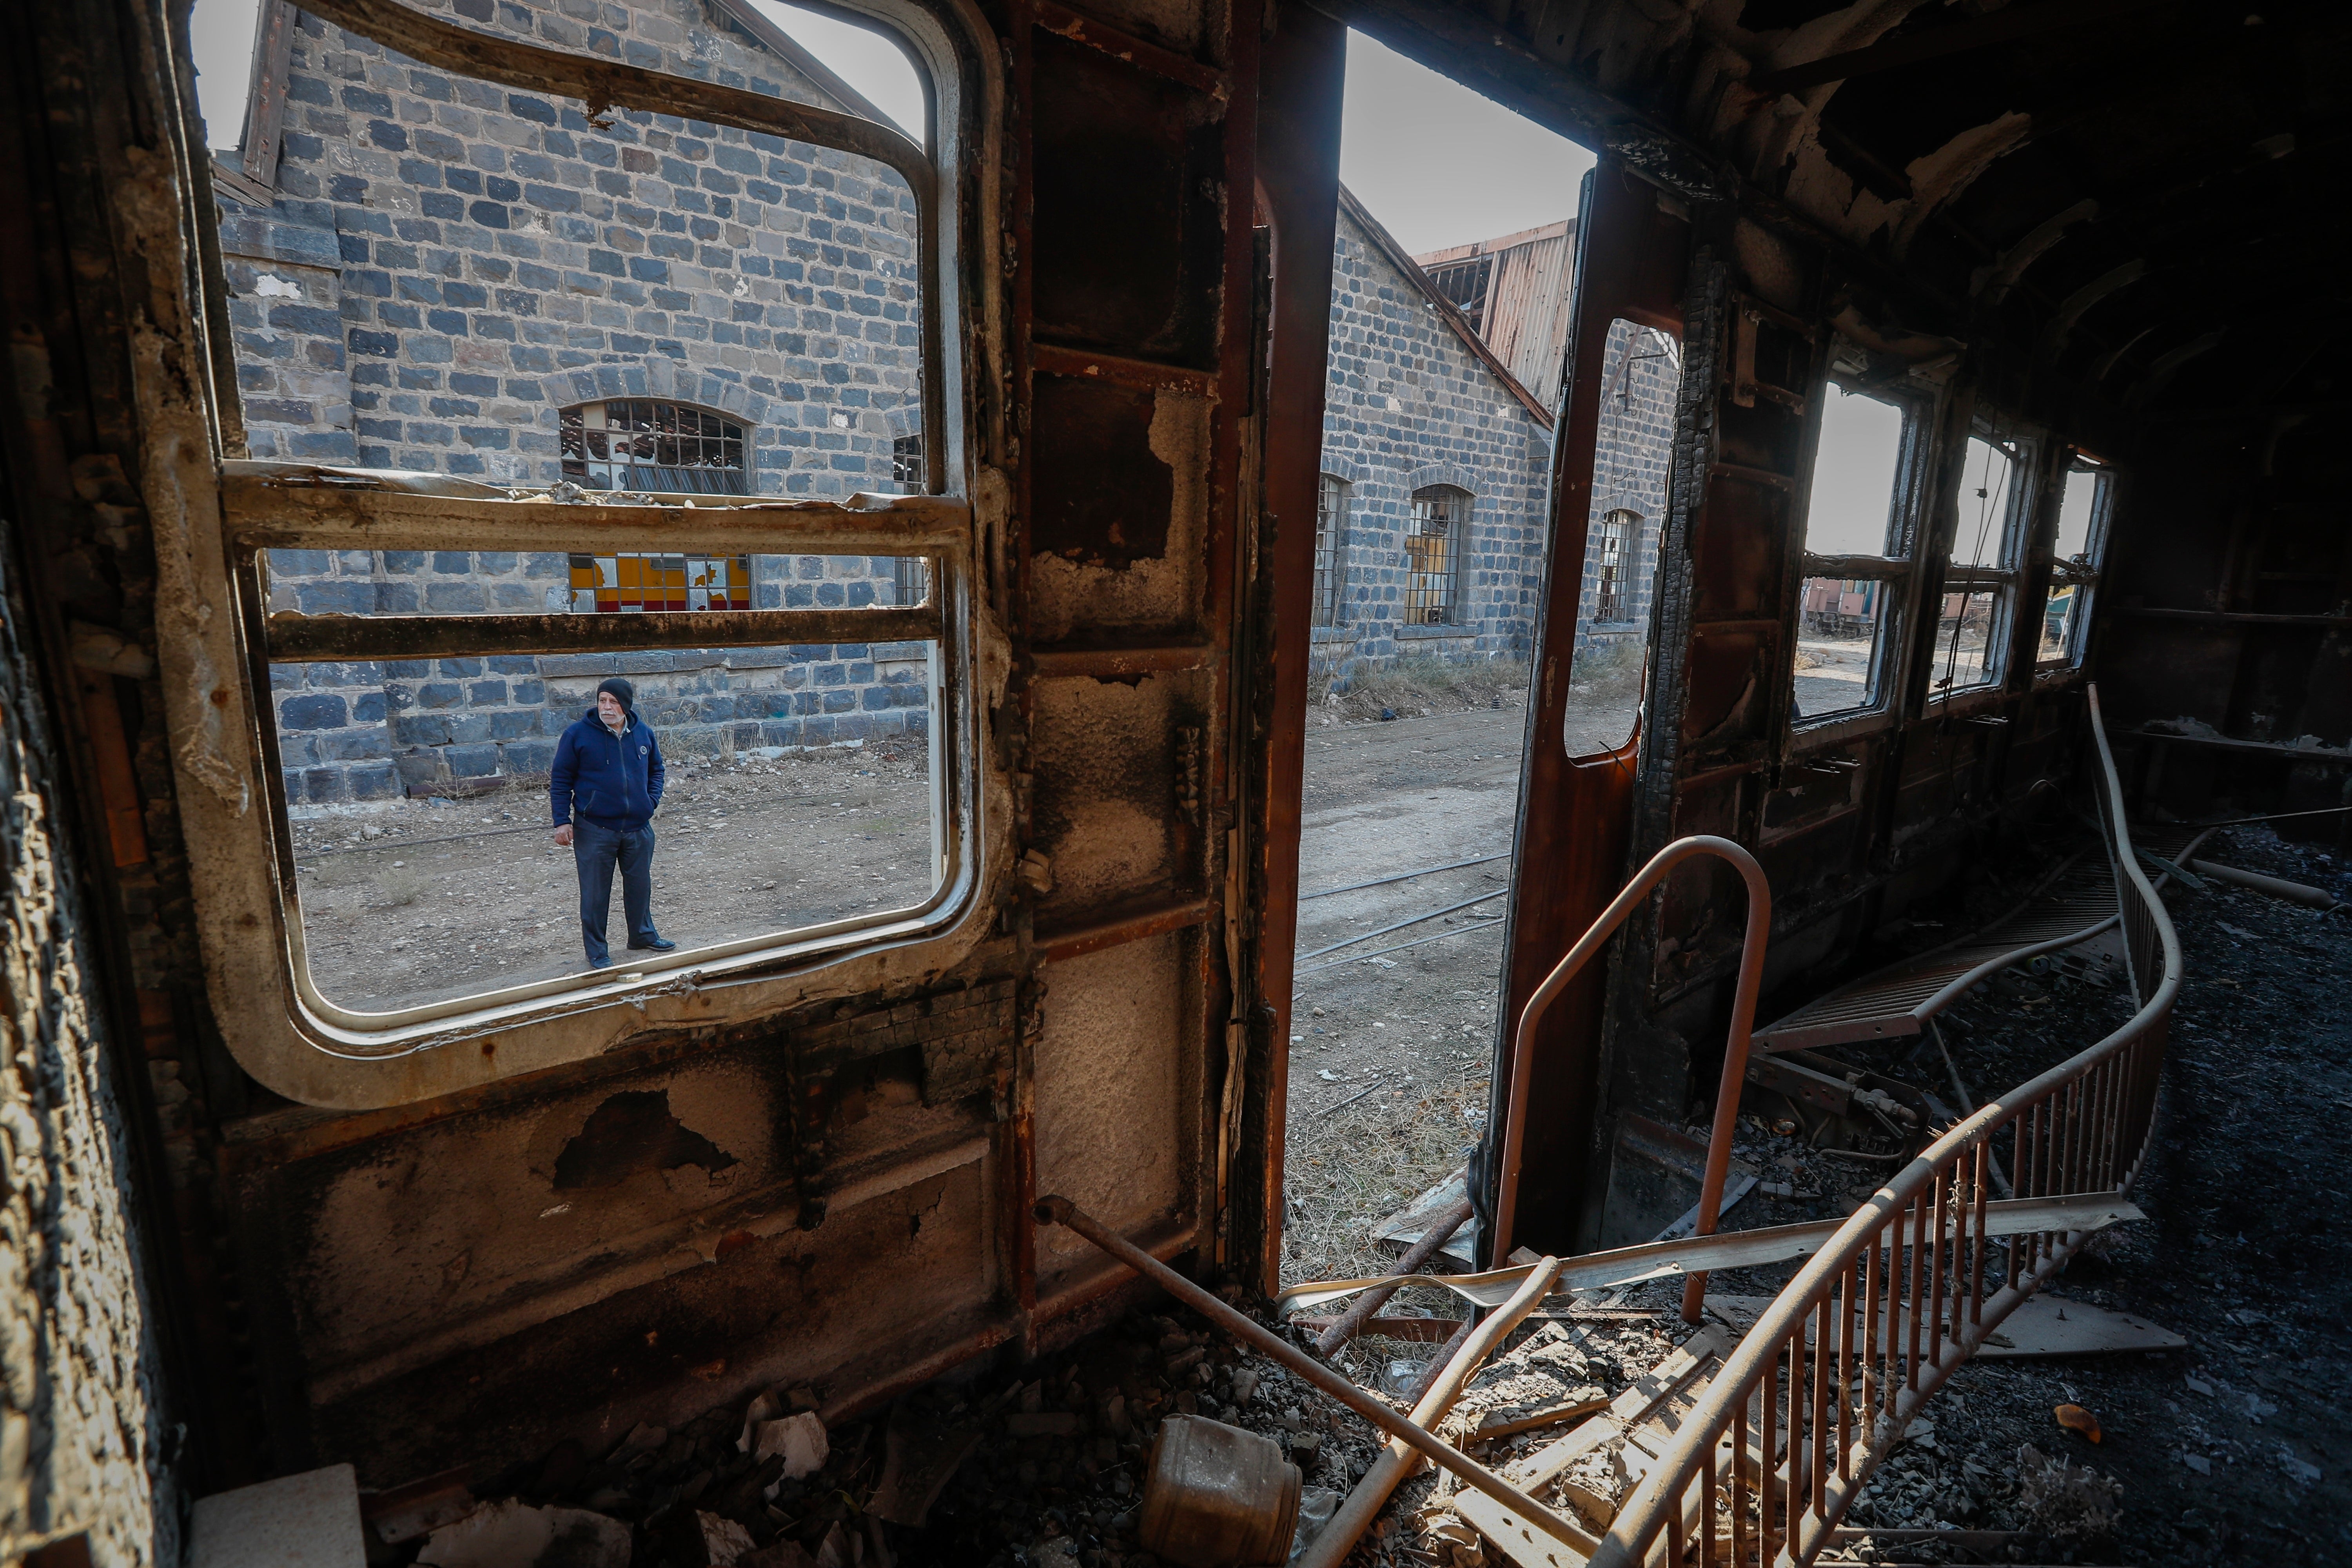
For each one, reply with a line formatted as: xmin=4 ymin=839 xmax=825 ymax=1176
xmin=1413 ymin=220 xmax=1577 ymax=411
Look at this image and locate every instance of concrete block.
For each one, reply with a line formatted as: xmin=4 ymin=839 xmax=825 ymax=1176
xmin=189 ymin=1463 xmax=367 ymax=1568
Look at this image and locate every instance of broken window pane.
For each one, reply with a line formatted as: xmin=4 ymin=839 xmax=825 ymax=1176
xmin=1951 ymin=437 xmax=2018 ymax=568
xmin=2055 ymin=463 xmax=2104 ymax=566
xmin=1566 ymin=320 xmax=1679 ymax=755
xmin=1793 ymin=577 xmax=1884 ymax=718
xmin=2039 ymin=582 xmax=2081 ymax=664
xmin=1933 ymin=589 xmax=2001 ymax=691
xmin=272 ymin=633 xmax=942 ymax=1017
xmin=1800 ymin=385 xmax=1905 ymax=556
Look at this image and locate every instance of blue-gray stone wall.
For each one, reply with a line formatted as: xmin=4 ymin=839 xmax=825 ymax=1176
xmin=264 ymin=552 xmax=930 ymax=805
xmin=1314 ymin=211 xmax=1681 ymax=685
xmin=222 ymin=0 xmax=937 ymax=805
xmin=1315 ymin=206 xmax=1553 ymax=681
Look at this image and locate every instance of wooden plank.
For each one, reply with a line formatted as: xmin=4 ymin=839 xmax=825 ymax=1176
xmin=1456 ymin=1487 xmax=1600 ymax=1567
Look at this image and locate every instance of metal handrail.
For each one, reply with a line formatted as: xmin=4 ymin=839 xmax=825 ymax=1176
xmin=1492 ymin=835 xmax=1772 ymax=1323
xmin=1593 ymin=686 xmax=2180 ymax=1568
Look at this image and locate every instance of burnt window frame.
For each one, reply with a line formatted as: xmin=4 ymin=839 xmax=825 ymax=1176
xmin=167 ymin=0 xmax=993 ymax=1109
xmin=1786 ymin=367 xmax=1934 ymax=750
xmin=1930 ymin=418 xmax=2036 ymax=705
xmin=1405 ymin=484 xmax=1470 ymax=627
xmin=2035 ymin=450 xmax=2117 ymax=673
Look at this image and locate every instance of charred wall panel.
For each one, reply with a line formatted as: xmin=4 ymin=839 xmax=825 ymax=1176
xmin=1027 ymin=30 xmax=1225 ymax=369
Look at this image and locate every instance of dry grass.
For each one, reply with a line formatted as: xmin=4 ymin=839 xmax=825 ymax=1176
xmin=1318 ymin=655 xmax=1529 ymax=726
xmin=1567 ymin=638 xmax=1645 ymax=700
xmin=1282 ymin=1065 xmax=1489 ymax=1293
xmin=372 ymin=864 xmax=428 ymax=907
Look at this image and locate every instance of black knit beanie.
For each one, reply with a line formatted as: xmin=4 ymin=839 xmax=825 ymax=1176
xmin=596 ymin=677 xmax=635 ymax=709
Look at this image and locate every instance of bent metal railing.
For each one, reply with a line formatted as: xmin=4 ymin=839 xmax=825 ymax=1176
xmin=1593 ymin=685 xmax=2180 ymax=1568
xmin=1493 ymin=834 xmax=1773 ymax=1323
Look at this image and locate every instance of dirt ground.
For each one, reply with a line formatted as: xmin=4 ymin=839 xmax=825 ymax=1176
xmin=1794 ymin=632 xmax=1873 ymax=717
xmin=290 ymin=736 xmax=934 ymax=1013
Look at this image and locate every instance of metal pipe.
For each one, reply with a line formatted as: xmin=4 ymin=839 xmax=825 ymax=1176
xmin=1294 ymin=1253 xmax=1569 ymax=1568
xmin=1311 ymin=1196 xmax=1475 ymax=1355
xmin=1031 ymin=1196 xmax=1594 ymax=1550
xmin=1490 ymin=835 xmax=1773 ymax=1323
xmin=2186 ymin=858 xmax=2344 ymax=910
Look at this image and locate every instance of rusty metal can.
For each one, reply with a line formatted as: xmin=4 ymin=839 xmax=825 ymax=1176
xmin=1138 ymin=1414 xmax=1303 ymax=1568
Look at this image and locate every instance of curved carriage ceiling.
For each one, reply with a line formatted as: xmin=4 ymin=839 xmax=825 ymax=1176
xmin=1319 ymin=0 xmax=2352 ymax=421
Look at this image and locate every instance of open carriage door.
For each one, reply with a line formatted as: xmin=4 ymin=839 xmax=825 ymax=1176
xmin=1482 ymin=160 xmax=1696 ymax=1261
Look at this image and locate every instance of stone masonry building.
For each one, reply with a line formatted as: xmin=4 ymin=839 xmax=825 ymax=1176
xmin=1312 ymin=189 xmax=1680 ymax=690
xmin=216 ymin=0 xmax=933 ymax=805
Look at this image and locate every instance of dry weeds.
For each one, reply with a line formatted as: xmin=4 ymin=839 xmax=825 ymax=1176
xmin=1283 ymin=1062 xmax=1489 ymax=1304
xmin=1317 ymin=655 xmax=1529 ymax=725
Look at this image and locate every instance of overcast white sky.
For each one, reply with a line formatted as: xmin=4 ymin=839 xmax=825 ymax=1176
xmin=191 ymin=6 xmax=1577 ymax=250
xmin=1339 ymin=30 xmax=1590 ymax=257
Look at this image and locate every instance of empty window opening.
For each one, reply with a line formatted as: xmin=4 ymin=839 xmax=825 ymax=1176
xmin=1289 ymin=29 xmax=1598 ymax=1289
xmin=1405 ymin=486 xmax=1468 ymax=626
xmin=1792 ymin=381 xmax=1912 ymax=723
xmin=1566 ymin=319 xmax=1680 ymax=757
xmin=1314 ymin=475 xmax=1350 ymax=627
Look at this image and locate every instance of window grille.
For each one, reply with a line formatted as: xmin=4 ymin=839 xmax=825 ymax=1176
xmin=1425 ymin=257 xmax=1494 ymax=333
xmin=893 ymin=555 xmax=929 ymax=607
xmin=1595 ymin=508 xmax=1637 ymax=622
xmin=1314 ymin=475 xmax=1348 ymax=626
xmin=560 ymin=400 xmax=751 ymax=495
xmin=558 ymin=402 xmax=754 ymax=613
xmin=892 ymin=433 xmax=926 ymax=492
xmin=1406 ymin=486 xmax=1468 ymax=626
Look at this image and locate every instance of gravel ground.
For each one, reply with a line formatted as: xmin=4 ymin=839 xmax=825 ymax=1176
xmin=288 ymin=736 xmax=933 ymax=1013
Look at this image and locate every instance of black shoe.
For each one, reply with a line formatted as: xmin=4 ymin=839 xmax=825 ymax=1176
xmin=628 ymin=936 xmax=677 ymax=953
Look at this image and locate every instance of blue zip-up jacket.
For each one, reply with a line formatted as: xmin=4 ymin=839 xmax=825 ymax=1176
xmin=550 ymin=707 xmax=666 ymax=830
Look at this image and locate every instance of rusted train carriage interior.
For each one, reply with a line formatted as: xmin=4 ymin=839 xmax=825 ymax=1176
xmin=2 ymin=0 xmax=2348 ymax=1564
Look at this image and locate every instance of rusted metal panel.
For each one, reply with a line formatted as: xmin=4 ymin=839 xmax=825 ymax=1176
xmin=1029 ymin=27 xmax=1226 ymax=367
xmin=1242 ymin=0 xmax=1347 ymax=1295
xmin=1486 ymin=164 xmax=1685 ymax=1261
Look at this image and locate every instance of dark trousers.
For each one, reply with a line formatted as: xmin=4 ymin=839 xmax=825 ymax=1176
xmin=572 ymin=818 xmax=657 ymax=964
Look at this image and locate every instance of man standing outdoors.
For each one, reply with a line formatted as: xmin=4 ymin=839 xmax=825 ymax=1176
xmin=550 ymin=677 xmax=679 ymax=969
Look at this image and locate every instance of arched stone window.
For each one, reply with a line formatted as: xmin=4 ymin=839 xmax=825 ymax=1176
xmin=559 ymin=399 xmax=751 ymax=495
xmin=1406 ymin=485 xmax=1470 ymax=625
xmin=558 ymin=400 xmax=754 ymax=611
